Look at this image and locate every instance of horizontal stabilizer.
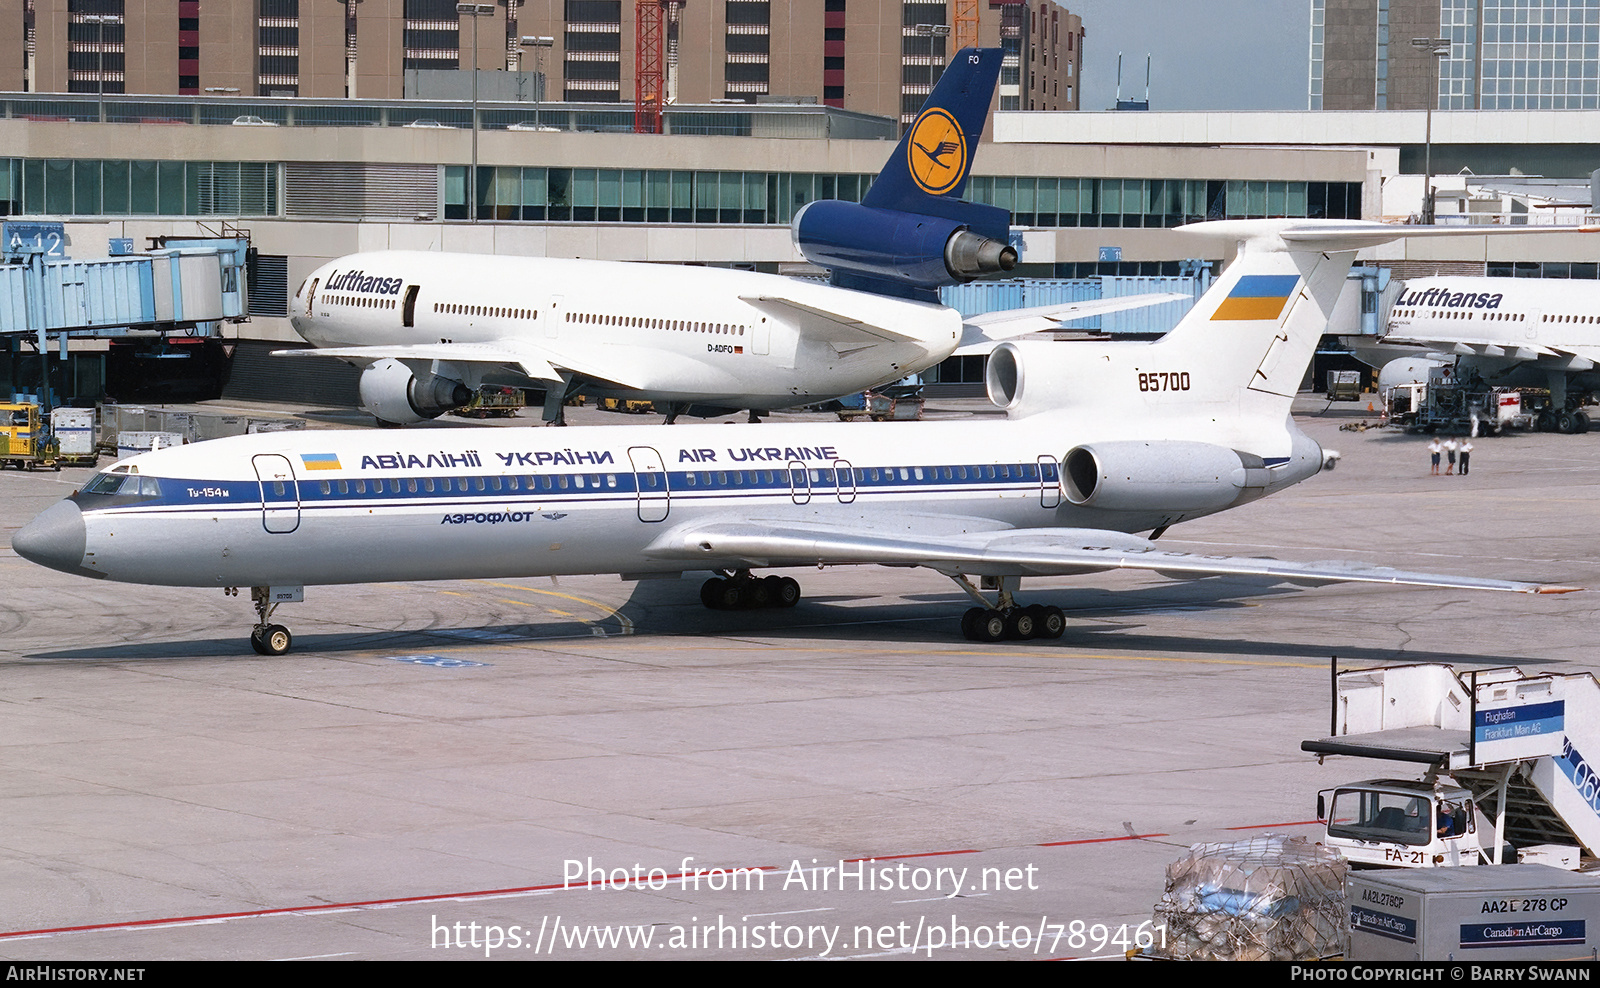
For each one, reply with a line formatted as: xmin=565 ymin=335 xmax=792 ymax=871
xmin=954 ymin=293 xmax=1191 ymax=355
xmin=1180 ymin=219 xmax=1598 ymax=253
xmin=738 ymin=295 xmax=922 ymax=344
xmin=643 ymin=520 xmax=1567 ymax=594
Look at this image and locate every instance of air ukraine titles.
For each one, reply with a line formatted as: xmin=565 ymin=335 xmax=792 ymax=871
xmin=355 ymin=446 xmax=845 ymax=471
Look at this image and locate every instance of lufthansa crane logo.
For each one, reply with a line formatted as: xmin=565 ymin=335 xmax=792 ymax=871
xmin=907 ymin=107 xmax=968 ymax=196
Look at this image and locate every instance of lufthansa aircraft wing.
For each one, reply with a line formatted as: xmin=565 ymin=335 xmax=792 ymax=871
xmin=273 ymin=339 xmax=646 ymax=391
xmin=640 ymin=520 xmax=1571 ymax=594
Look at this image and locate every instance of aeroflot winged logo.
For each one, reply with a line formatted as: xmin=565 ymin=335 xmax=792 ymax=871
xmin=1210 ymin=275 xmax=1301 ymax=321
xmin=907 ymin=107 xmax=969 ymax=196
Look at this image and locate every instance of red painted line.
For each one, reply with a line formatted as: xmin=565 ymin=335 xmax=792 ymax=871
xmin=3 ymin=834 xmax=1191 ymax=942
xmin=1036 ymin=833 xmax=1167 ymax=847
xmin=844 ymin=849 xmax=982 ymax=862
xmin=1225 ymin=819 xmax=1324 ymax=830
xmin=0 ymin=867 xmax=781 ymax=942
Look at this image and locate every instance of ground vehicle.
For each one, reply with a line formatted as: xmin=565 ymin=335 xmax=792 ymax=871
xmin=1386 ymin=367 xmax=1585 ymax=435
xmin=1326 ymin=370 xmax=1362 ymax=401
xmin=0 ymin=402 xmax=60 ymax=470
xmin=1317 ymin=778 xmax=1507 ymax=869
xmin=449 ymin=386 xmax=525 ymax=419
xmin=1304 ymin=663 xmax=1600 ymax=871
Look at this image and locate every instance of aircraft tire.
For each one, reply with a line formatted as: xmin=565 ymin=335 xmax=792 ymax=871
xmin=700 ymin=578 xmax=725 ymax=608
xmin=1558 ymin=411 xmax=1577 ymax=434
xmin=713 ymin=580 xmax=744 ymax=610
xmin=745 ymin=578 xmax=772 ymax=609
xmin=1040 ymin=606 xmax=1066 ymax=639
xmin=960 ymin=607 xmax=985 ymax=640
xmin=249 ymin=628 xmax=267 ymax=655
xmin=1577 ymin=411 xmax=1592 ymax=434
xmin=975 ymin=609 xmax=1007 ymax=643
xmin=1005 ymin=608 xmax=1036 ymax=640
xmin=1023 ymin=604 xmax=1052 ymax=638
xmin=260 ymin=625 xmax=292 ymax=655
xmin=774 ymin=577 xmax=801 ymax=608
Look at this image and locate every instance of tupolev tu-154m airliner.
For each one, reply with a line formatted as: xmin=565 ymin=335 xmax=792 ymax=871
xmin=278 ymin=48 xmax=1181 ymax=425
xmin=13 ymin=220 xmax=1584 ymax=655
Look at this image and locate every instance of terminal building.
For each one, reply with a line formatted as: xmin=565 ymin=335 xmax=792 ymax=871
xmin=1 ymin=30 xmax=1596 ymax=407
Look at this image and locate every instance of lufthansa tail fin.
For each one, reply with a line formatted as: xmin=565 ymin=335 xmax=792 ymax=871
xmin=791 ymin=48 xmax=1011 ymax=301
xmin=861 ymin=47 xmax=1002 ymax=214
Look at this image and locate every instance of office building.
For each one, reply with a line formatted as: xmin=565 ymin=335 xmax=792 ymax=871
xmin=1312 ymin=0 xmax=1600 ymax=110
xmin=10 ymin=1 xmax=1083 ymax=125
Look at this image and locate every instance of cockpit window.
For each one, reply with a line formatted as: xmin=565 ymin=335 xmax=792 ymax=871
xmin=82 ymin=472 xmax=161 ymax=498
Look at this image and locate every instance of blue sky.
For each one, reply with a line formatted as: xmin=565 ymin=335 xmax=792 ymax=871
xmin=1065 ymin=0 xmax=1310 ymax=110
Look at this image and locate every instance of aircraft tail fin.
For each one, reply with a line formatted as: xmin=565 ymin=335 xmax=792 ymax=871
xmin=1152 ymin=218 xmax=1596 ymax=412
xmin=861 ymin=47 xmax=1002 ymax=213
xmin=791 ymin=48 xmax=1010 ymax=301
xmin=1151 ymin=226 xmax=1357 ymax=408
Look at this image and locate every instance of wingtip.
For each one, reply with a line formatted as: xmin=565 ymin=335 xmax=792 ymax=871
xmin=1535 ymin=585 xmax=1586 ymax=595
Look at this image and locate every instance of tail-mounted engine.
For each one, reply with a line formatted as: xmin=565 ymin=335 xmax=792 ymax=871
xmin=1060 ymin=441 xmax=1258 ymax=514
xmin=792 ymin=199 xmax=1016 ymax=295
xmin=358 ymin=357 xmax=472 ymax=426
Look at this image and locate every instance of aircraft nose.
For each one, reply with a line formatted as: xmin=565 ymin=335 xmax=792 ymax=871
xmin=12 ymin=499 xmax=87 ymax=574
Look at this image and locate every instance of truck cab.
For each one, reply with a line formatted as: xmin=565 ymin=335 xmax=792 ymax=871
xmin=1319 ymin=779 xmax=1494 ymax=868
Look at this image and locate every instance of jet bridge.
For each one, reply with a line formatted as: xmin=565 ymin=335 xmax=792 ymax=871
xmin=0 ymin=235 xmax=248 ymax=337
xmin=1303 ymin=662 xmax=1600 ymax=865
xmin=0 ymin=225 xmax=249 ymax=409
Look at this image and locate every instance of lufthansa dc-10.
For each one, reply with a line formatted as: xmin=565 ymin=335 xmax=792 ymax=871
xmin=280 ymin=48 xmax=1180 ymax=425
xmin=13 ymin=219 xmax=1582 ymax=654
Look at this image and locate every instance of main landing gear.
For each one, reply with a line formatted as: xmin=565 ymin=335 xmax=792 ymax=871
xmin=700 ymin=570 xmax=802 ymax=610
xmin=950 ymin=575 xmax=1064 ymax=642
xmin=229 ymin=586 xmax=297 ymax=655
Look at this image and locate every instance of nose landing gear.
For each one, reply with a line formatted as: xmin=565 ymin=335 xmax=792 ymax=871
xmin=234 ymin=586 xmax=301 ymax=655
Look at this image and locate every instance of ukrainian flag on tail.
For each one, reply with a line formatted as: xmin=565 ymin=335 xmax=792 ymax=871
xmin=1210 ymin=274 xmax=1300 ymax=321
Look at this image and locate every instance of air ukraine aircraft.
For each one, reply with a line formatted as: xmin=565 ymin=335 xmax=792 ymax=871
xmin=14 ymin=220 xmax=1581 ymax=655
xmin=1356 ymin=275 xmax=1600 ymax=433
xmin=281 ymin=48 xmax=1179 ymax=425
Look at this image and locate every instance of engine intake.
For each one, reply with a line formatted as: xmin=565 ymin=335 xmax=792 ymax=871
xmin=358 ymin=357 xmax=472 ymax=426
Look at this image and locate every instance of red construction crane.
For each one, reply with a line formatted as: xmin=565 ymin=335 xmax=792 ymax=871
xmin=634 ymin=1 xmax=667 ymax=134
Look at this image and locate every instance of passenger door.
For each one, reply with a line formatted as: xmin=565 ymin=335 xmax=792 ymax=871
xmin=627 ymin=446 xmax=670 ymax=522
xmin=252 ymin=454 xmax=301 ymax=534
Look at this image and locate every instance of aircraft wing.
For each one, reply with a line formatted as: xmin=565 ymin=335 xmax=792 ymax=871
xmin=273 ymin=341 xmax=645 ymax=390
xmin=1382 ymin=335 xmax=1560 ymax=359
xmin=954 ymin=293 xmax=1192 ymax=355
xmin=643 ymin=520 xmax=1576 ymax=594
xmin=1381 ymin=334 xmax=1600 ymax=367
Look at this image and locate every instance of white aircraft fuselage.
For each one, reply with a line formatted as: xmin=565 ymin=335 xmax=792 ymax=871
xmin=1383 ymin=275 xmax=1600 ymax=394
xmin=27 ymin=407 xmax=1322 ymax=590
xmin=288 ymin=251 xmax=961 ymax=409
